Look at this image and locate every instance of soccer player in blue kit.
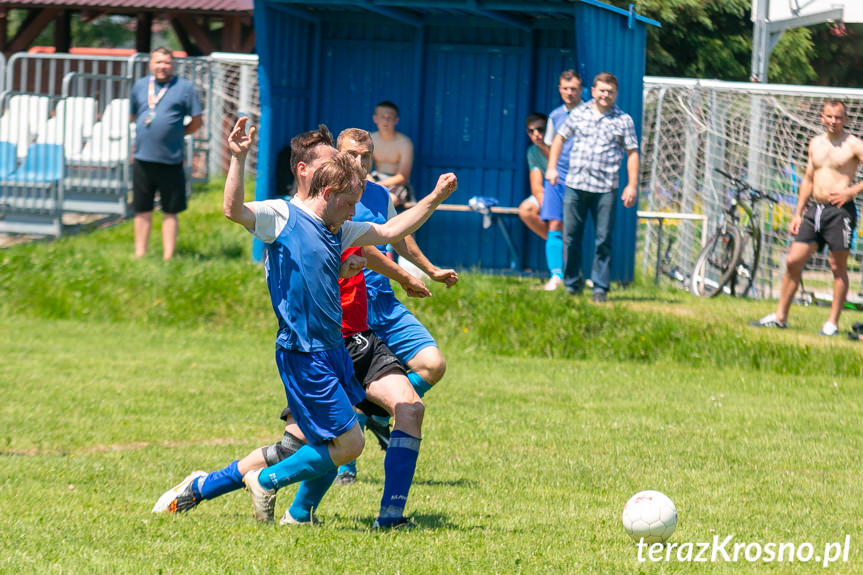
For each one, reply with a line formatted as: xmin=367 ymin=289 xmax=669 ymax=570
xmin=332 ymin=128 xmax=457 ymax=484
xmin=220 ymin=117 xmax=456 ymax=523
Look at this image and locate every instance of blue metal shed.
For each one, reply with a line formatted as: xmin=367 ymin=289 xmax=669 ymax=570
xmin=252 ymin=0 xmax=658 ymax=282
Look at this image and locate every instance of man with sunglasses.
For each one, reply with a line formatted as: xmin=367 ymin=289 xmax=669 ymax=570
xmin=518 ymin=113 xmax=550 ymax=241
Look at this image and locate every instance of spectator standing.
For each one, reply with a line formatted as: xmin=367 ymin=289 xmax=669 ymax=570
xmin=540 ymin=71 xmax=582 ymax=290
xmin=752 ymin=100 xmax=863 ymax=336
xmin=546 ymin=72 xmax=639 ymax=302
xmin=130 ymin=47 xmax=203 ymax=260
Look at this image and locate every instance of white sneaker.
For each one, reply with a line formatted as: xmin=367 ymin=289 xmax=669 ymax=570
xmin=243 ymin=468 xmax=276 ymax=522
xmin=151 ymin=470 xmax=207 ymax=513
xmin=820 ymin=321 xmax=838 ymax=336
xmin=279 ymin=509 xmax=323 ymax=526
xmin=542 ymin=276 xmax=564 ymax=291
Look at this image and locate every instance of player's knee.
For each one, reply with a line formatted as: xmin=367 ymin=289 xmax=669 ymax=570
xmin=394 ymin=399 xmax=424 ymax=428
xmin=333 ymin=425 xmax=365 ymax=465
xmin=262 ymin=431 xmax=307 ymax=466
xmin=425 ymin=353 xmax=446 ymax=383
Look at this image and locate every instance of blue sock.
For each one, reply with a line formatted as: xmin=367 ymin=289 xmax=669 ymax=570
xmin=337 ymin=460 xmax=357 ymax=476
xmin=407 ymin=372 xmax=433 ymax=398
xmin=377 ymin=430 xmax=421 ymax=525
xmin=196 ymin=460 xmax=243 ymax=500
xmin=546 ymin=230 xmax=564 ymax=279
xmin=258 ymin=443 xmax=334 ymax=491
xmin=288 ymin=470 xmax=337 ymax=522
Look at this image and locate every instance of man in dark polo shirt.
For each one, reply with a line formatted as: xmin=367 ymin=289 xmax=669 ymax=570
xmin=130 ymin=47 xmax=203 ymax=260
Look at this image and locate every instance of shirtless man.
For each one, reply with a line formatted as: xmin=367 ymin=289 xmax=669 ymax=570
xmin=752 ymin=100 xmax=863 ymax=336
xmin=370 ymin=101 xmax=414 ymax=208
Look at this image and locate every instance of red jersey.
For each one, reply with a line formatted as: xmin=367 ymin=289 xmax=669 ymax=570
xmin=339 ymin=247 xmax=369 ymax=337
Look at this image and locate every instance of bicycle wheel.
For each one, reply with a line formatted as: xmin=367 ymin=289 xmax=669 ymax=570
xmin=729 ymin=230 xmax=760 ymax=297
xmin=690 ymin=226 xmax=742 ymax=297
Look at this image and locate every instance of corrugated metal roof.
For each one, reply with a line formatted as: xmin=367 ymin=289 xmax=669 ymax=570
xmin=3 ymin=0 xmax=252 ymax=12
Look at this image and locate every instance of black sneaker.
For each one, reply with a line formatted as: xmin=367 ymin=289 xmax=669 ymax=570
xmin=592 ymin=290 xmax=607 ymax=303
xmin=334 ymin=471 xmax=356 ymax=486
xmin=366 ymin=416 xmax=391 ymax=451
xmin=372 ymin=517 xmax=415 ymax=530
xmin=750 ymin=313 xmax=787 ymax=329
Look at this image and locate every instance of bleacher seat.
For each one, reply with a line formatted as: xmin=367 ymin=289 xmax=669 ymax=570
xmin=0 ymin=142 xmax=65 ymax=236
xmin=0 ymin=141 xmax=17 ymax=178
xmin=5 ymin=143 xmax=64 ymax=182
xmin=0 ymin=95 xmax=52 ymax=159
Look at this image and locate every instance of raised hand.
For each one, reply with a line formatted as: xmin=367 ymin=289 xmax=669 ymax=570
xmin=228 ymin=117 xmax=257 ymax=158
xmin=401 ymin=275 xmax=432 ymax=298
xmin=430 ymin=267 xmax=458 ymax=288
xmin=431 ymin=173 xmax=458 ymax=200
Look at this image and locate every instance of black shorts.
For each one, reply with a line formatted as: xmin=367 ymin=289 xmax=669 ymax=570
xmin=132 ymin=160 xmax=187 ymax=214
xmin=279 ymin=331 xmax=404 ymax=422
xmin=795 ymin=202 xmax=857 ymax=252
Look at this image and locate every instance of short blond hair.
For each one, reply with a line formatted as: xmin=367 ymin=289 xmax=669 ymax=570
xmin=308 ymin=152 xmax=363 ymax=199
xmin=337 ymin=128 xmax=372 ymax=150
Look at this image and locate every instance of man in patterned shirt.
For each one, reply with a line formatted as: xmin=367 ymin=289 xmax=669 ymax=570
xmin=545 ymin=72 xmax=639 ymax=302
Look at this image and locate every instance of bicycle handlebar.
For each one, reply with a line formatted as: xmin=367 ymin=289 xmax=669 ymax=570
xmin=713 ymin=168 xmax=780 ymax=204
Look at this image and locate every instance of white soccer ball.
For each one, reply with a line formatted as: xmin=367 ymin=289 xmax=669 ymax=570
xmin=621 ymin=490 xmax=677 ymax=544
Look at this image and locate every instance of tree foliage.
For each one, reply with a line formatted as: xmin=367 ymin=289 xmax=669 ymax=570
xmin=610 ymin=0 xmax=818 ymax=84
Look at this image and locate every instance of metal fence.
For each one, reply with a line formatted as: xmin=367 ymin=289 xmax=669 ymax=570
xmin=0 ymin=51 xmax=253 ymax=236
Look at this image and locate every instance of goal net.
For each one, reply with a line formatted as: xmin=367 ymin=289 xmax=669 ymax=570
xmin=207 ymin=54 xmax=261 ymax=178
xmin=641 ymin=78 xmax=863 ymax=299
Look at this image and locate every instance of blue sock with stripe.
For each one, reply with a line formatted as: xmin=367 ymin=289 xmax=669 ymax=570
xmin=194 ymin=460 xmax=243 ymax=500
xmin=407 ymin=372 xmax=433 ymax=398
xmin=258 ymin=443 xmax=334 ymax=491
xmin=288 ymin=470 xmax=338 ymax=522
xmin=377 ymin=430 xmax=421 ymax=526
xmin=546 ymin=230 xmax=564 ymax=279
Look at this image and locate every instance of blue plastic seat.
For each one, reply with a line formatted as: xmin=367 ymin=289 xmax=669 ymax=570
xmin=5 ymin=143 xmax=64 ymax=182
xmin=0 ymin=141 xmax=16 ymax=178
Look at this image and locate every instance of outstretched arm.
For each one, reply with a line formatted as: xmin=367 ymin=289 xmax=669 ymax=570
xmin=223 ymin=117 xmax=258 ymax=232
xmin=391 ymin=235 xmax=458 ymax=288
xmin=353 ymin=173 xmax=458 ymax=247
xmin=364 ymin=245 xmax=431 ymax=298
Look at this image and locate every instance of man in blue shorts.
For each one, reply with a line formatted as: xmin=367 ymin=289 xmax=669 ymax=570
xmin=539 ymin=70 xmax=582 ymax=290
xmin=332 ymin=128 xmax=457 ymax=484
xmin=130 ymin=47 xmax=203 ymax=261
xmin=221 ymin=117 xmax=456 ymax=523
xmin=153 ymin=123 xmax=434 ymax=528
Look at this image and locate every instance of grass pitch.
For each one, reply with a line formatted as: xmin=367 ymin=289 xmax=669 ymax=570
xmin=2 ymin=184 xmax=863 ymax=574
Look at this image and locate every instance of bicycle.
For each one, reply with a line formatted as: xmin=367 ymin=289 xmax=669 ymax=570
xmin=690 ymin=168 xmax=779 ymax=298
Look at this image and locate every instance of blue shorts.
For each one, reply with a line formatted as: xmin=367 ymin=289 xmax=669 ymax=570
xmin=275 ymin=345 xmax=365 ymax=445
xmin=540 ymin=181 xmax=565 ymax=222
xmin=367 ymin=291 xmax=437 ymax=365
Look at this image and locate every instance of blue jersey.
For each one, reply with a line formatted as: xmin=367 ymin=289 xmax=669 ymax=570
xmin=250 ymin=198 xmax=370 ymax=352
xmin=130 ymin=75 xmax=202 ymax=164
xmin=547 ymin=103 xmax=576 ymax=177
xmin=355 ymin=181 xmax=396 ymax=298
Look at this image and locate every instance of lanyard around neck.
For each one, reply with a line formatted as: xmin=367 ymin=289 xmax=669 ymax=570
xmin=148 ymin=76 xmax=171 ymax=110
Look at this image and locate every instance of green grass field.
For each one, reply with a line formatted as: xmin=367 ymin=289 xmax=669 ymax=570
xmin=2 ymin=184 xmax=863 ymax=574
